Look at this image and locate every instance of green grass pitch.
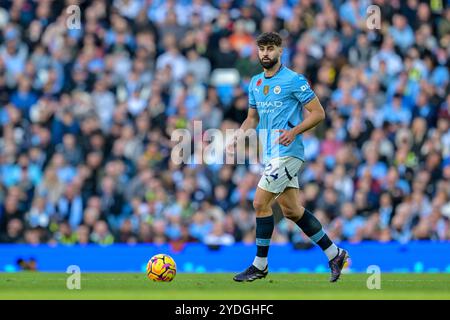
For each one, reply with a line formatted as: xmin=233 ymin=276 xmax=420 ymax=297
xmin=0 ymin=273 xmax=449 ymax=300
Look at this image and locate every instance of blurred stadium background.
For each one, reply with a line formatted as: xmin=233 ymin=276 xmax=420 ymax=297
xmin=0 ymin=0 xmax=449 ymax=273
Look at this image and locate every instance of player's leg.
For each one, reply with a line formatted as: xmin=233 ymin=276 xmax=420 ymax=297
xmin=277 ymin=187 xmax=349 ymax=282
xmin=253 ymin=187 xmax=278 ymax=269
xmin=233 ymin=186 xmax=278 ymax=282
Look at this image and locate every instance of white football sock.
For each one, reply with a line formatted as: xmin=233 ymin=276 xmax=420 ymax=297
xmin=253 ymin=256 xmax=268 ymax=270
xmin=324 ymin=244 xmax=339 ymax=261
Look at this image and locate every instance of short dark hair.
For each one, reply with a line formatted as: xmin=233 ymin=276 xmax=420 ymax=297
xmin=256 ymin=32 xmax=282 ymax=47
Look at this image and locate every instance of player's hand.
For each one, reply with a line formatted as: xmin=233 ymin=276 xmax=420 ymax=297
xmin=275 ymin=129 xmax=296 ymax=146
xmin=225 ymin=135 xmax=237 ymax=155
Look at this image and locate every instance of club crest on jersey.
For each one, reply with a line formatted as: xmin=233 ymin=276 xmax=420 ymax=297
xmin=263 ymin=85 xmax=270 ymax=95
xmin=274 ymin=86 xmax=281 ymax=94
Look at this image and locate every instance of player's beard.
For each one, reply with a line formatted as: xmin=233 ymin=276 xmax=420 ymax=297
xmin=259 ymin=56 xmax=279 ymax=70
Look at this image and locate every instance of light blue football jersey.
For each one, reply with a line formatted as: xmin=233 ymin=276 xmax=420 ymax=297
xmin=248 ymin=65 xmax=316 ymax=163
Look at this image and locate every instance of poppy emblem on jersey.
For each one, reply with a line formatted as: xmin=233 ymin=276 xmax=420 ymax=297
xmin=274 ymin=86 xmax=281 ymax=94
xmin=256 ymin=79 xmax=262 ymax=86
xmin=263 ymin=85 xmax=270 ymax=95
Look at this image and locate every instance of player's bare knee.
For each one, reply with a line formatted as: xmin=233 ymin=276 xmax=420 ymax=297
xmin=253 ymin=199 xmax=270 ymax=216
xmin=282 ymin=206 xmax=305 ymax=222
xmin=253 ymin=199 xmax=264 ymax=211
xmin=282 ymin=208 xmax=300 ymax=221
xmin=298 ymin=206 xmax=306 ymax=219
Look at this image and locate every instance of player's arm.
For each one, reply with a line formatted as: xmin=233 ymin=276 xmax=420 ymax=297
xmin=243 ymin=76 xmax=259 ymax=131
xmin=240 ymin=107 xmax=260 ymax=131
xmin=277 ymin=94 xmax=325 ymax=146
xmin=292 ymin=96 xmax=325 ymax=136
xmin=277 ymin=73 xmax=326 ymax=146
xmin=227 ymin=108 xmax=259 ymax=153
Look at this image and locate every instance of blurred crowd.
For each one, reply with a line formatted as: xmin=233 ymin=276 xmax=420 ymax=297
xmin=0 ymin=0 xmax=449 ymax=247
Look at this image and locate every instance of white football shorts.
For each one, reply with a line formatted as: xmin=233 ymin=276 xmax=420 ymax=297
xmin=257 ymin=156 xmax=304 ymax=194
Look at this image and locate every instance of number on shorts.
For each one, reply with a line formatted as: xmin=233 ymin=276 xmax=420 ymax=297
xmin=264 ymin=163 xmax=279 ymax=181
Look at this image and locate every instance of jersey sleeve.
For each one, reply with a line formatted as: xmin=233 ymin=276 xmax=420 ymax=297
xmin=292 ymin=74 xmax=316 ymax=106
xmin=248 ymin=78 xmax=256 ymax=109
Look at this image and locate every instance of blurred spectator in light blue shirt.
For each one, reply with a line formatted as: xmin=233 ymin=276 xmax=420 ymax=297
xmin=412 ymin=92 xmax=436 ymax=128
xmin=389 ymin=14 xmax=415 ymax=52
xmin=340 ymin=202 xmax=366 ymax=240
xmin=56 ymin=184 xmax=84 ymax=230
xmin=390 ymin=203 xmax=414 ymax=243
xmin=339 ymin=0 xmax=368 ymax=28
xmin=189 ymin=211 xmax=214 ymax=242
xmin=370 ymin=37 xmax=404 ymax=77
xmin=357 ymin=144 xmax=388 ymax=182
xmin=263 ymin=0 xmax=293 ymax=22
xmin=381 ymin=93 xmax=412 ymax=126
xmin=0 ymin=28 xmax=28 ymax=87
xmin=302 ymin=131 xmax=320 ymax=161
xmin=204 ymin=221 xmax=235 ymax=246
xmin=1 ymin=154 xmax=42 ymax=188
xmin=114 ymin=0 xmax=145 ymax=19
xmin=10 ymin=77 xmax=38 ymax=118
xmin=166 ymin=214 xmax=183 ymax=240
xmin=26 ymin=196 xmax=54 ymax=229
xmin=50 ymin=153 xmax=78 ymax=184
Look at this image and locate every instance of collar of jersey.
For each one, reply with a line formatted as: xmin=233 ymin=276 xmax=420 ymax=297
xmin=263 ymin=64 xmax=284 ymax=79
